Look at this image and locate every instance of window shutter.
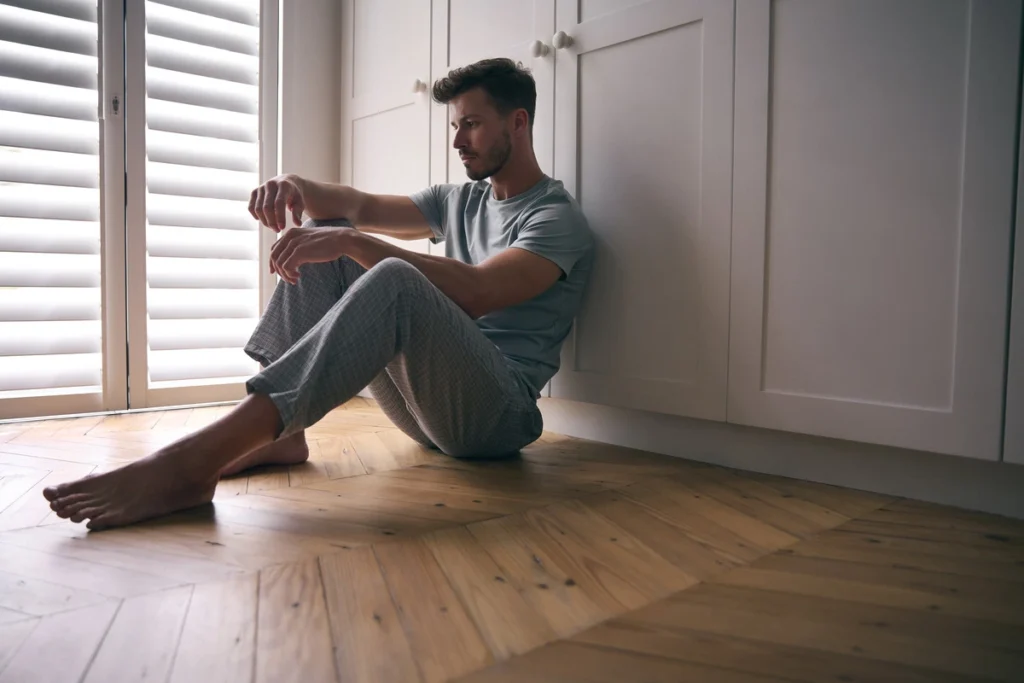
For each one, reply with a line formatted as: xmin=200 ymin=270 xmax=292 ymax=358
xmin=0 ymin=0 xmax=103 ymax=397
xmin=143 ymin=0 xmax=262 ymax=386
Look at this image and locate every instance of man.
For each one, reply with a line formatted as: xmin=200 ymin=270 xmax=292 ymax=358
xmin=43 ymin=58 xmax=594 ymax=530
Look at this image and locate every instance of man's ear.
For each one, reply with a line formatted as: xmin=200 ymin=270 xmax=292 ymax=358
xmin=513 ymin=109 xmax=530 ymax=136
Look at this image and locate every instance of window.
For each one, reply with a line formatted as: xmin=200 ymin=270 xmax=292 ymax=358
xmin=0 ymin=0 xmax=278 ymax=420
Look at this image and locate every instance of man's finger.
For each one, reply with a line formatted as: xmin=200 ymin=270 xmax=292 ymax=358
xmin=290 ymin=198 xmax=304 ymax=228
xmin=261 ymin=182 xmax=279 ymax=231
xmin=248 ymin=188 xmax=259 ymax=221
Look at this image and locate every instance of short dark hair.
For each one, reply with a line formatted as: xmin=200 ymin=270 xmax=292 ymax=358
xmin=432 ymin=58 xmax=536 ymax=131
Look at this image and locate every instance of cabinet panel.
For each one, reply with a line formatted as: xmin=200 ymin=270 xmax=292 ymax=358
xmin=549 ymin=0 xmax=734 ymax=419
xmin=729 ymin=0 xmax=1020 ymax=459
xmin=342 ymin=0 xmax=431 ymax=253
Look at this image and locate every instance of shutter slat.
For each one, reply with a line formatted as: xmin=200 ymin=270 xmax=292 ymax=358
xmin=149 ymin=318 xmax=256 ymax=351
xmin=146 ymin=192 xmax=255 ymax=231
xmin=0 ymin=184 xmax=99 ymax=221
xmin=0 ymin=354 xmax=101 ymax=392
xmin=148 ymin=130 xmax=257 ymax=172
xmin=150 ymin=0 xmax=256 ymax=27
xmin=147 ymin=225 xmax=257 ymax=260
xmin=147 ymin=98 xmax=256 ymax=143
xmin=147 ymin=33 xmax=257 ymax=85
xmin=147 ymin=289 xmax=258 ymax=319
xmin=0 ymin=0 xmax=97 ymax=23
xmin=0 ymin=147 xmax=98 ymax=188
xmin=149 ymin=348 xmax=255 ymax=383
xmin=147 ymin=1 xmax=258 ymax=55
xmin=0 ymin=219 xmax=100 ymax=254
xmin=0 ymin=288 xmax=100 ymax=322
xmin=0 ymin=76 xmax=96 ymax=120
xmin=147 ymin=256 xmax=258 ymax=289
xmin=0 ymin=111 xmax=98 ymax=154
xmin=0 ymin=4 xmax=96 ymax=56
xmin=0 ymin=39 xmax=96 ymax=89
xmin=0 ymin=252 xmax=99 ymax=287
xmin=0 ymin=321 xmax=101 ymax=356
xmin=148 ymin=66 xmax=257 ymax=114
xmin=147 ymin=162 xmax=255 ymax=201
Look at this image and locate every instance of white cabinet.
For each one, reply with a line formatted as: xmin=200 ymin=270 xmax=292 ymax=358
xmin=340 ymin=0 xmax=432 ymax=254
xmin=728 ymin=0 xmax=1021 ymax=460
xmin=547 ymin=0 xmax=735 ymax=420
xmin=430 ymin=0 xmax=556 ymax=185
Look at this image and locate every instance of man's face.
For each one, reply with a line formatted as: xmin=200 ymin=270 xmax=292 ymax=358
xmin=450 ymin=88 xmax=513 ymax=181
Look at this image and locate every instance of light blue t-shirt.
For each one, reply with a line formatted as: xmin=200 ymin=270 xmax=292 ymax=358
xmin=410 ymin=176 xmax=594 ymax=398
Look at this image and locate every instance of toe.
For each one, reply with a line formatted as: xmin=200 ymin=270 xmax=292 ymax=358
xmin=50 ymin=493 xmax=91 ymax=512
xmin=71 ymin=506 xmax=103 ymax=524
xmin=58 ymin=496 xmax=98 ymax=519
xmin=42 ymin=485 xmax=63 ymax=501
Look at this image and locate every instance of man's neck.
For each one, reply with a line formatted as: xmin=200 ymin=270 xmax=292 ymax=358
xmin=488 ymin=155 xmax=546 ymax=201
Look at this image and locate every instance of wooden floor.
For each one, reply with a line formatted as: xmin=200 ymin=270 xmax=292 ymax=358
xmin=0 ymin=399 xmax=1022 ymax=683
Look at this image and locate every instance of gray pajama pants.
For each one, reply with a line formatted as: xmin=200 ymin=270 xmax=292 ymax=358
xmin=243 ymin=221 xmax=543 ymax=458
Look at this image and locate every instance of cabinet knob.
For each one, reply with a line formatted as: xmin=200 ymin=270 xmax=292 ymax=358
xmin=552 ymin=31 xmax=574 ymax=50
xmin=412 ymin=78 xmax=427 ymax=93
xmin=530 ymin=40 xmax=550 ymax=58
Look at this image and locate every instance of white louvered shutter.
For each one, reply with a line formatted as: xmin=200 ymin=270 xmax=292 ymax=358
xmin=0 ymin=0 xmax=103 ymax=399
xmin=143 ymin=0 xmax=262 ymax=389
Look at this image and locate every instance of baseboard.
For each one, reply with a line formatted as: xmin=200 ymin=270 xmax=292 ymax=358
xmin=539 ymin=397 xmax=1024 ymax=521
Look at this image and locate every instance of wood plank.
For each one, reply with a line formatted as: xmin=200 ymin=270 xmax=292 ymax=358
xmin=616 ymin=480 xmax=774 ymax=561
xmin=649 ymin=583 xmax=1024 ymax=682
xmin=425 ymin=526 xmax=557 ymax=659
xmin=152 ymin=408 xmax=193 ymax=430
xmin=784 ymin=533 xmax=1024 ymax=582
xmin=0 ymin=467 xmax=48 ymax=514
xmin=835 ymin=518 xmax=1024 ymax=557
xmin=455 ymin=640 xmax=791 ymax=683
xmin=83 ymin=585 xmax=193 ymax=683
xmin=715 ymin=564 xmax=1024 ymax=627
xmin=255 ymin=558 xmax=337 ymax=683
xmin=467 ymin=512 xmax=618 ymax=636
xmin=0 ymin=568 xmax=109 ymax=617
xmin=574 ymin=617 xmax=982 ymax=683
xmin=0 ymin=524 xmax=244 ymax=585
xmin=88 ymin=411 xmax=164 ymax=434
xmin=213 ymin=473 xmax=250 ymax=500
xmin=747 ymin=551 xmax=1024 ymax=623
xmin=0 ymin=618 xmax=38 ymax=676
xmin=524 ymin=500 xmax=698 ymax=609
xmin=0 ymin=600 xmax=119 ymax=683
xmin=862 ymin=504 xmax=1024 ymax=540
xmin=314 ymin=436 xmax=367 ymax=480
xmin=245 ymin=464 xmax=292 ymax=493
xmin=319 ymin=548 xmax=421 ymax=683
xmin=584 ymin=490 xmax=744 ymax=580
xmin=0 ymin=541 xmax=184 ymax=599
xmin=169 ymin=573 xmax=258 ymax=683
xmin=826 ymin=527 xmax=1023 ymax=564
xmin=373 ymin=538 xmax=493 ymax=683
xmin=735 ymin=469 xmax=897 ymax=518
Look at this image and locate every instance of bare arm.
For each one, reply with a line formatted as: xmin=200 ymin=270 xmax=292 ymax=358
xmin=249 ymin=174 xmax=433 ymax=241
xmin=270 ymin=226 xmax=562 ymax=320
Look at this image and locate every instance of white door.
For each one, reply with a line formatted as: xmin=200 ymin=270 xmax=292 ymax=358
xmin=431 ymin=0 xmax=556 ymax=188
xmin=728 ymin=0 xmax=1021 ymax=460
xmin=340 ymin=0 xmax=432 ymax=255
xmin=547 ymin=0 xmax=735 ymax=420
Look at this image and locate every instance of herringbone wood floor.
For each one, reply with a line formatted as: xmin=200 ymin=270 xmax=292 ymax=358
xmin=0 ymin=398 xmax=1022 ymax=682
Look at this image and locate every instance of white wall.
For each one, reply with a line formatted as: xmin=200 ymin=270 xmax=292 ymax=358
xmin=278 ymin=0 xmax=341 ymax=183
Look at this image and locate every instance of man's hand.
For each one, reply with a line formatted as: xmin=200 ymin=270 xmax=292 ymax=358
xmin=250 ymin=174 xmax=306 ymax=232
xmin=269 ymin=226 xmax=356 ymax=284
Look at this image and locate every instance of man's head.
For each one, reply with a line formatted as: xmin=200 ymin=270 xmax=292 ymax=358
xmin=432 ymin=58 xmax=537 ymax=181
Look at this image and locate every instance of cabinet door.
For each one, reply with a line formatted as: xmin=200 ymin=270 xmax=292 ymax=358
xmin=548 ymin=0 xmax=734 ymax=419
xmin=729 ymin=0 xmax=1021 ymax=460
xmin=340 ymin=0 xmax=431 ymax=254
xmin=431 ymin=0 xmax=556 ymax=187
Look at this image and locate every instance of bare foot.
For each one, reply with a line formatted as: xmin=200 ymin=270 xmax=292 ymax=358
xmin=44 ymin=439 xmax=218 ymax=530
xmin=220 ymin=431 xmax=309 ymax=477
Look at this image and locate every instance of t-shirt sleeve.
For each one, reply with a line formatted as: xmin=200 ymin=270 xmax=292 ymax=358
xmin=511 ymin=203 xmax=592 ymax=278
xmin=409 ymin=184 xmax=457 ymax=243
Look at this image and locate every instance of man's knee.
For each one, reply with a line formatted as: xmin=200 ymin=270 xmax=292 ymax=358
xmin=362 ymin=257 xmax=424 ymax=291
